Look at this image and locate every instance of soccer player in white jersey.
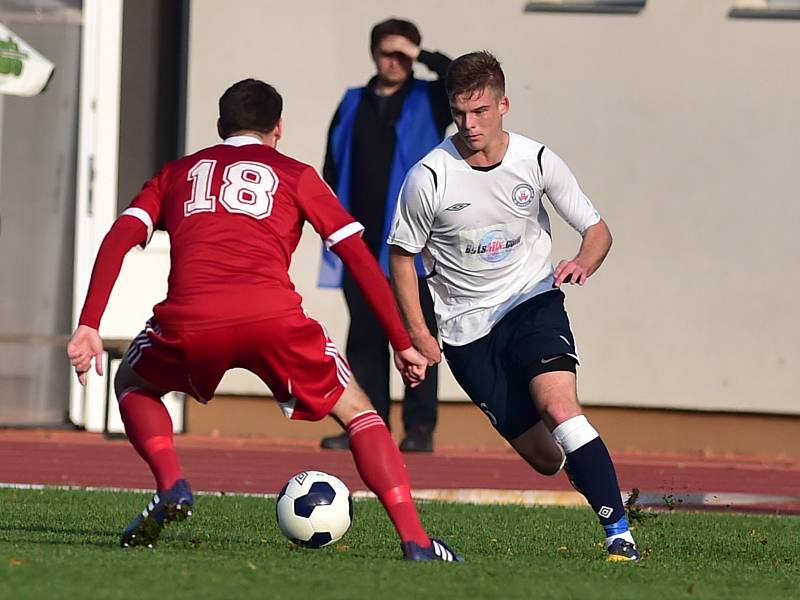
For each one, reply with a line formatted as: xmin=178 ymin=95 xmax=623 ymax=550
xmin=388 ymin=51 xmax=639 ymax=561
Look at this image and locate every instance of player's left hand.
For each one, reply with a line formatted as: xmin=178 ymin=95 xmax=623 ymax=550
xmin=553 ymin=259 xmax=590 ymax=287
xmin=66 ymin=325 xmax=104 ymax=385
xmin=394 ymin=346 xmax=428 ymax=388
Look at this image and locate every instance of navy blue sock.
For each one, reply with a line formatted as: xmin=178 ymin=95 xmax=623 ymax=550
xmin=564 ymin=437 xmax=626 ymax=527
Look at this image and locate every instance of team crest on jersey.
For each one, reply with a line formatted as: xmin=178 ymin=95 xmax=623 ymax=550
xmin=511 ymin=183 xmax=535 ymax=208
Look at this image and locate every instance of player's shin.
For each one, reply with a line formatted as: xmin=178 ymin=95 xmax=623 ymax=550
xmin=118 ymin=387 xmax=184 ymax=492
xmin=552 ymin=415 xmax=635 ymax=549
xmin=346 ymin=410 xmax=431 ymax=546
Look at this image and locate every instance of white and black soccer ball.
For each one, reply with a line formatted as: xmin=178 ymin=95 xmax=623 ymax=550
xmin=276 ymin=470 xmax=353 ymax=548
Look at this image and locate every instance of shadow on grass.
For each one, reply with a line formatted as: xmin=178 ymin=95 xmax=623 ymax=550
xmin=0 ymin=523 xmax=119 ymax=547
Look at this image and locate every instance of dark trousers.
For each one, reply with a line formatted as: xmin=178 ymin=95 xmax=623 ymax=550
xmin=342 ymin=271 xmax=438 ymax=434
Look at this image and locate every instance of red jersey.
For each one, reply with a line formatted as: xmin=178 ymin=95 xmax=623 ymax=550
xmin=123 ymin=136 xmax=362 ymax=330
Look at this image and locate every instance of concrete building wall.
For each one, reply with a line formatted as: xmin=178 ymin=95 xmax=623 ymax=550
xmin=0 ymin=17 xmax=81 ymax=424
xmin=177 ymin=0 xmax=799 ymax=413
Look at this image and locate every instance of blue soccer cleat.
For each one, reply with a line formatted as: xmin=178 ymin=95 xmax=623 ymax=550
xmin=120 ymin=479 xmax=194 ymax=548
xmin=402 ymin=537 xmax=463 ymax=562
xmin=606 ymin=538 xmax=640 ymax=562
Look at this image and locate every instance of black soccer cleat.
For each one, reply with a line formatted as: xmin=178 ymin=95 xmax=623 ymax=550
xmin=606 ymin=538 xmax=640 ymax=562
xmin=120 ymin=479 xmax=194 ymax=548
xmin=402 ymin=537 xmax=463 ymax=562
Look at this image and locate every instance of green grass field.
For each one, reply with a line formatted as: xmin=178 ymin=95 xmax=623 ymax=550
xmin=1 ymin=488 xmax=797 ymax=599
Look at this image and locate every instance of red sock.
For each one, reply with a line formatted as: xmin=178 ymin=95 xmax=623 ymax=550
xmin=347 ymin=410 xmax=430 ymax=546
xmin=118 ymin=387 xmax=183 ymax=492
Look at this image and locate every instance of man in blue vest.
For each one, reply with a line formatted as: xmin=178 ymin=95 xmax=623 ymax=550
xmin=318 ymin=18 xmax=451 ymax=452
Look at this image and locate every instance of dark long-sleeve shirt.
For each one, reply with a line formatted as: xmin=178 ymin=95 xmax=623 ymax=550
xmin=323 ymin=50 xmax=452 ymax=256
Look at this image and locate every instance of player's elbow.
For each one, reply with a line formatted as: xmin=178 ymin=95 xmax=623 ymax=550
xmin=604 ymin=222 xmax=613 ymax=251
xmin=586 ymin=219 xmax=612 ymax=251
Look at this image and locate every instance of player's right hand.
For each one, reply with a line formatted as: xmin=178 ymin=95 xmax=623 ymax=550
xmin=410 ymin=330 xmax=442 ymax=367
xmin=553 ymin=259 xmax=589 ymax=286
xmin=394 ymin=346 xmax=428 ymax=388
xmin=67 ymin=325 xmax=104 ymax=386
xmin=381 ymin=34 xmax=421 ymax=61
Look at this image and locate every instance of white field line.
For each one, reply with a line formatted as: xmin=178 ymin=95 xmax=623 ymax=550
xmin=2 ymin=482 xmax=798 ymax=510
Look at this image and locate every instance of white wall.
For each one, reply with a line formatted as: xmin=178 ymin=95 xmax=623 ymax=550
xmin=176 ymin=0 xmax=800 ymax=413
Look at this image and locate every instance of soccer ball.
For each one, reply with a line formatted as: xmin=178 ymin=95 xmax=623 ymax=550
xmin=276 ymin=470 xmax=353 ymax=548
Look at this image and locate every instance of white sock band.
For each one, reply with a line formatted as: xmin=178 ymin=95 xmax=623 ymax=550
xmin=349 ymin=409 xmax=378 ymax=422
xmin=551 ymin=415 xmax=599 ymax=454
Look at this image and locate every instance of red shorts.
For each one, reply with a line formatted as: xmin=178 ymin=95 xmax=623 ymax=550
xmin=124 ymin=312 xmax=350 ymax=421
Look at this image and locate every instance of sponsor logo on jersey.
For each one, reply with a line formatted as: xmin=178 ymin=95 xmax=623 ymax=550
xmin=464 ymin=229 xmax=522 ymax=263
xmin=511 ymin=183 xmax=535 ymax=208
xmin=445 ymin=202 xmax=471 ymax=212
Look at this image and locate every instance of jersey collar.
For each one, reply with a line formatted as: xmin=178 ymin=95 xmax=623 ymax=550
xmin=223 ymin=135 xmax=263 ymax=147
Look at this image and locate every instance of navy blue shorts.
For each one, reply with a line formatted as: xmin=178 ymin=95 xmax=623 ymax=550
xmin=443 ymin=290 xmax=578 ymax=441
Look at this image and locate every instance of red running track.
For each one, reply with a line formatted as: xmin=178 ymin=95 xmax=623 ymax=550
xmin=2 ymin=430 xmax=800 ymax=512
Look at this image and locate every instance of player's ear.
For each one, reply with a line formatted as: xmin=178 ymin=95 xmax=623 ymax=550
xmin=499 ymin=95 xmax=510 ymax=116
xmin=216 ymin=118 xmax=225 ymax=139
xmin=272 ymin=119 xmax=283 ymax=146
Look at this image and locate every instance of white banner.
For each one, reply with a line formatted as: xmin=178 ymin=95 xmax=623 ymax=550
xmin=0 ymin=22 xmax=55 ymax=97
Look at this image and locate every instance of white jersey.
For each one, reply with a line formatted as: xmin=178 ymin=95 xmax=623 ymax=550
xmin=388 ymin=131 xmax=601 ymax=346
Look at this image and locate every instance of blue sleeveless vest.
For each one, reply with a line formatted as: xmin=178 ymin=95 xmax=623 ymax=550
xmin=318 ymin=79 xmax=441 ymax=288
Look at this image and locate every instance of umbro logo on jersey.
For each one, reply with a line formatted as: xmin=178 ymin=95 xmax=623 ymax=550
xmin=445 ymin=203 xmax=471 ymax=212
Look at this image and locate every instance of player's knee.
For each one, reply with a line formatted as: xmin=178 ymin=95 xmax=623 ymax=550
xmin=540 ymin=402 xmax=580 ymax=428
xmin=536 ymin=389 xmax=581 ymax=426
xmin=530 ymin=370 xmax=581 ymax=427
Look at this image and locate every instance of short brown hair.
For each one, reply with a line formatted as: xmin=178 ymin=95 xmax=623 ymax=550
xmin=445 ymin=51 xmax=505 ymax=100
xmin=218 ymin=79 xmax=282 ymax=138
xmin=370 ymin=18 xmax=421 ymax=51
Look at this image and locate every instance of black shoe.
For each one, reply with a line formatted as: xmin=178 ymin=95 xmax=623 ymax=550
xmin=399 ymin=429 xmax=433 ymax=453
xmin=120 ymin=479 xmax=194 ymax=548
xmin=320 ymin=432 xmax=349 ymax=450
xmin=402 ymin=537 xmax=462 ymax=561
xmin=607 ymin=538 xmax=640 ymax=562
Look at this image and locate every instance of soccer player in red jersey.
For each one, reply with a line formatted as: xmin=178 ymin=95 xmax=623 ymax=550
xmin=67 ymin=79 xmax=460 ymax=561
